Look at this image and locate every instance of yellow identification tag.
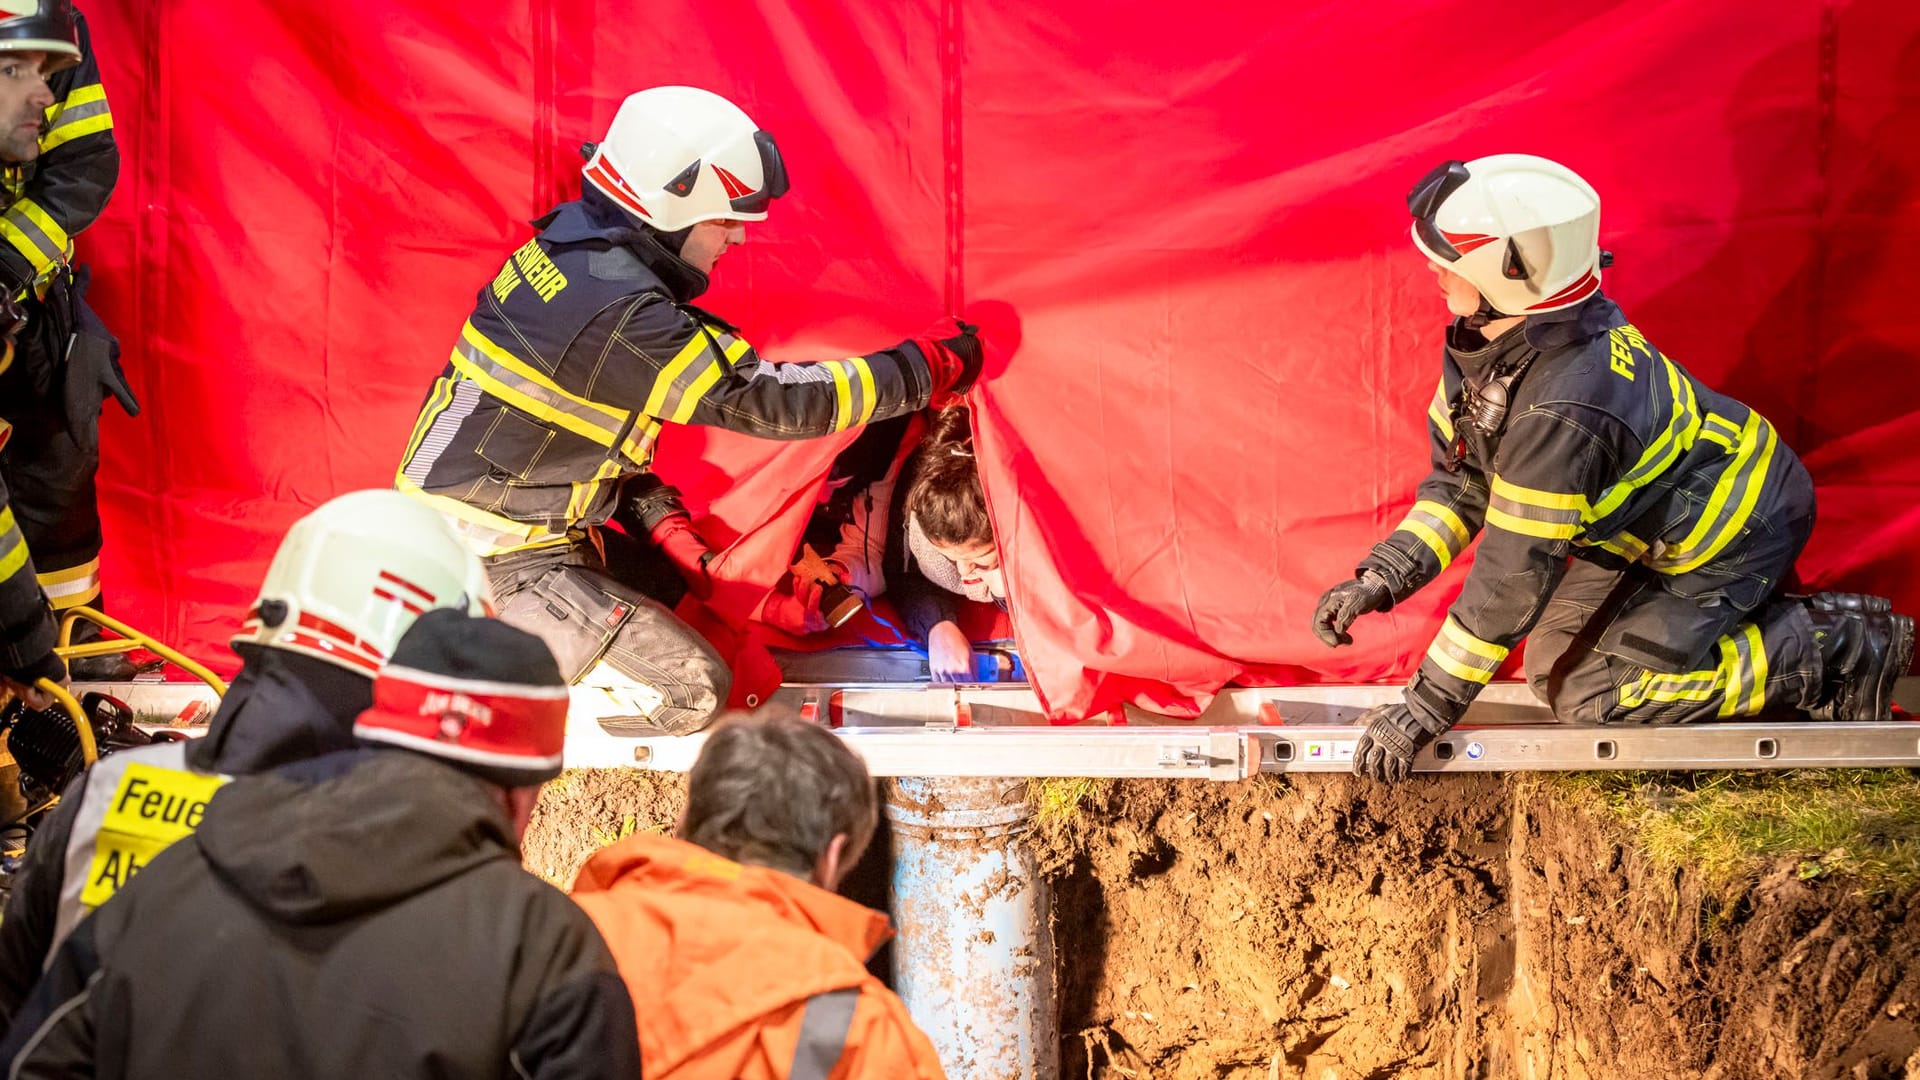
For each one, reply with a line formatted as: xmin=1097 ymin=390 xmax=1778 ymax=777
xmin=79 ymin=763 xmax=229 ymax=909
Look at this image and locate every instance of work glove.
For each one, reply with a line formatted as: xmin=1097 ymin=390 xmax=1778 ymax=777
xmin=621 ymin=474 xmax=713 ymax=600
xmin=1311 ymin=569 xmax=1392 ymax=647
xmin=3 ymin=650 xmax=69 ymax=708
xmin=914 ymin=317 xmax=984 ymax=405
xmin=1352 ymin=700 xmax=1444 ymax=784
xmin=0 ymin=291 xmax=25 ymax=345
xmin=63 ymin=331 xmax=140 ymax=454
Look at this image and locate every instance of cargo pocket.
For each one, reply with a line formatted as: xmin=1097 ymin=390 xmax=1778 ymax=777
xmin=476 ymin=408 xmax=556 ymax=481
xmin=496 ymin=565 xmax=638 ymax=682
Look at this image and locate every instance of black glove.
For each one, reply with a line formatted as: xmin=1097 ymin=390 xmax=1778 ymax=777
xmin=1352 ymin=701 xmax=1446 ymax=783
xmin=63 ymin=331 xmax=140 ymax=454
xmin=1311 ymin=569 xmax=1392 ymax=647
xmin=939 ymin=321 xmax=984 ymax=394
xmin=622 ymin=473 xmax=693 ymax=533
xmin=3 ymin=649 xmax=68 ymax=692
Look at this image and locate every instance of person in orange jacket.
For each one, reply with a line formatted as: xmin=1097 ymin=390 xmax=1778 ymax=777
xmin=571 ymin=714 xmax=946 ymax=1079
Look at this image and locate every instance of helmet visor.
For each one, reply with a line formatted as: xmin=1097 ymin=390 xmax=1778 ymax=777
xmin=1408 ymin=159 xmax=1471 ymax=262
xmin=729 ymin=129 xmax=789 ymax=216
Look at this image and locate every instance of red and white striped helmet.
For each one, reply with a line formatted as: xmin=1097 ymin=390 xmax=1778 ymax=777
xmin=582 ymin=86 xmax=789 ymax=233
xmin=232 ymin=490 xmax=491 ymax=676
xmin=1409 ymin=154 xmax=1602 ymax=317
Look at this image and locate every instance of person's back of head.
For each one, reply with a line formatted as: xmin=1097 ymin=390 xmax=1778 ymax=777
xmin=354 ymin=608 xmax=570 ymax=841
xmin=677 ymin=714 xmax=876 ymax=891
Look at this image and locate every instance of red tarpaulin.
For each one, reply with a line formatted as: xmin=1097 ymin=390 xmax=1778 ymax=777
xmin=77 ymin=0 xmax=1920 ymax=718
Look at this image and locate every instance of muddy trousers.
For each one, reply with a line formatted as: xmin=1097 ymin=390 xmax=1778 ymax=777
xmin=1524 ymin=557 xmax=1823 ymax=724
xmin=486 ymin=542 xmax=730 ymax=736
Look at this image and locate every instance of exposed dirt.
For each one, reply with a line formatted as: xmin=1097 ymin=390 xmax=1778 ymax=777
xmin=523 ymin=767 xmax=687 ymax=886
xmin=1045 ymin=776 xmax=1920 ymax=1079
xmin=520 ymin=768 xmax=1920 ymax=1078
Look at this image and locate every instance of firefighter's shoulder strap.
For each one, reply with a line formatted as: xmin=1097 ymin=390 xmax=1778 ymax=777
xmin=51 ymin=739 xmax=229 ymax=966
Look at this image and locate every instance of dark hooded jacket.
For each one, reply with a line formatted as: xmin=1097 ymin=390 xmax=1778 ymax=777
xmin=0 ymin=749 xmax=639 ymax=1080
xmin=0 ymin=649 xmax=372 ymax=1024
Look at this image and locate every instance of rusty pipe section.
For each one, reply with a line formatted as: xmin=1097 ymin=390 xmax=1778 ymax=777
xmin=885 ymin=777 xmax=1058 ymax=1079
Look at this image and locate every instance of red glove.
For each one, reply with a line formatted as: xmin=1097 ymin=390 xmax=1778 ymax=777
xmin=913 ymin=317 xmax=985 ymax=406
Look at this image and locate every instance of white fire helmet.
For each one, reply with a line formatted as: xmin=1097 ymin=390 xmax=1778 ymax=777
xmin=0 ymin=0 xmax=81 ymax=73
xmin=232 ymin=490 xmax=492 ymax=677
xmin=582 ymin=86 xmax=789 ymax=233
xmin=1409 ymin=154 xmax=1603 ymax=317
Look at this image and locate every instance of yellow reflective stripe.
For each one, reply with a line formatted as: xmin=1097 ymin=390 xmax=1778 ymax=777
xmin=643 ymin=335 xmax=712 ymax=418
xmin=39 ymin=111 xmax=112 ymax=153
xmin=1428 ymin=378 xmax=1454 ymax=442
xmin=1620 ymin=665 xmax=1722 ymax=709
xmin=670 ymin=360 xmax=726 ymax=424
xmin=1417 ymin=501 xmax=1472 ymax=550
xmin=1741 ymin=623 xmax=1768 ymax=715
xmin=1485 ymin=505 xmax=1581 ymax=540
xmin=1426 ymin=642 xmax=1497 ymax=685
xmin=828 ymin=360 xmax=854 ymax=432
xmin=37 ymin=559 xmax=98 ymax=585
xmin=1441 ymin=615 xmax=1510 ymax=664
xmin=723 ymin=336 xmax=752 ymax=365
xmin=1591 ymin=359 xmax=1699 ymax=520
xmin=853 ymin=356 xmax=878 ymax=426
xmin=1697 ymin=427 xmax=1735 ymax=451
xmin=449 ymin=323 xmax=647 ymax=461
xmin=1716 ymin=629 xmax=1752 ymax=718
xmin=1490 ymin=476 xmax=1589 ymax=513
xmin=1585 ymin=531 xmax=1649 ymax=562
xmin=1658 ymin=413 xmax=1778 ymax=575
xmin=0 ymin=507 xmax=28 ymax=581
xmin=1399 ymin=519 xmax=1454 ymax=570
xmin=0 ymin=197 xmax=72 ymax=273
xmin=392 ymin=476 xmax=571 ymax=554
xmin=56 ymin=83 xmax=107 ymax=110
xmin=400 ymin=377 xmax=456 ymax=467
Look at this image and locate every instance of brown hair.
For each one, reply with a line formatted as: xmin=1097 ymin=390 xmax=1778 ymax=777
xmin=904 ymin=406 xmax=992 ymax=548
xmin=677 ymin=713 xmax=878 ymax=878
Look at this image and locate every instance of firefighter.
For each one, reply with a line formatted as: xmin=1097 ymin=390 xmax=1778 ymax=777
xmin=0 ymin=490 xmax=490 ymax=1026
xmin=397 ymin=85 xmax=983 ymax=737
xmin=0 ymin=1 xmax=133 ymax=679
xmin=1312 ymin=154 xmax=1915 ymax=783
xmin=1 ymin=611 xmax=640 ymax=1080
xmin=1 ymin=293 xmax=62 ymax=708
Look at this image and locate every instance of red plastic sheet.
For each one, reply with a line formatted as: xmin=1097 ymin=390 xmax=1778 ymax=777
xmin=79 ymin=0 xmax=1920 ymax=719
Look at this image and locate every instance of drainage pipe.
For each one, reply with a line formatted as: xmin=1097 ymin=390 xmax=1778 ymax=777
xmin=884 ymin=777 xmax=1058 ymax=1079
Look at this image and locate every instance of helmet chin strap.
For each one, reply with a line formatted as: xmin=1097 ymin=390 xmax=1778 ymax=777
xmin=1465 ymin=293 xmax=1516 ymax=330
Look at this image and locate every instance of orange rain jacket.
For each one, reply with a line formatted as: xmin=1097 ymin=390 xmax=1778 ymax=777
xmin=571 ymin=834 xmax=946 ymax=1080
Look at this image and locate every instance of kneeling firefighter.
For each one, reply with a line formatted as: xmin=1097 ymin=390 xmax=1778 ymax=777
xmin=396 ymin=85 xmax=983 ymax=737
xmin=0 ymin=490 xmax=489 ymax=1026
xmin=1311 ymin=154 xmax=1914 ymax=783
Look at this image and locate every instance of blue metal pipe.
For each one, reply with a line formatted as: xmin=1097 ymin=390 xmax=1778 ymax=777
xmin=885 ymin=777 xmax=1058 ymax=1079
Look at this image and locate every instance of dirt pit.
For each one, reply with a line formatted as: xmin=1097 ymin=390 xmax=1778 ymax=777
xmin=527 ymin=770 xmax=1920 ymax=1079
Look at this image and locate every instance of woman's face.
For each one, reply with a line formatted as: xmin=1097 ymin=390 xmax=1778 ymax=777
xmin=931 ymin=538 xmax=1005 ymax=599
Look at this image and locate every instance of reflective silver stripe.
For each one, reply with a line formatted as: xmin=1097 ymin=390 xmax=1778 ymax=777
xmin=51 ymin=741 xmax=194 ymax=966
xmin=789 ymin=988 xmax=860 ymax=1080
xmin=45 ymin=97 xmax=110 ymax=134
xmin=401 ymin=378 xmax=484 ymax=487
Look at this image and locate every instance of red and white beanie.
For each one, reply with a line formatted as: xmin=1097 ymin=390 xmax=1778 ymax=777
xmin=354 ymin=609 xmax=570 ymax=787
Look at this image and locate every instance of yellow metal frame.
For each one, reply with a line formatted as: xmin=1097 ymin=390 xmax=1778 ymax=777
xmin=21 ymin=607 xmax=231 ymax=770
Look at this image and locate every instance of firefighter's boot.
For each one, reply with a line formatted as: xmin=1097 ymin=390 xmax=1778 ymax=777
xmin=1807 ymin=597 xmax=1914 ymax=721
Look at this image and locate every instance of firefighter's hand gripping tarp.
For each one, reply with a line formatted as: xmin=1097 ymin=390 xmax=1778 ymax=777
xmin=81 ymin=0 xmax=1920 ymax=719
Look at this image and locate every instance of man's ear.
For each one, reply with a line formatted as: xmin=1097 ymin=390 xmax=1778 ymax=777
xmin=812 ymin=832 xmax=851 ymax=891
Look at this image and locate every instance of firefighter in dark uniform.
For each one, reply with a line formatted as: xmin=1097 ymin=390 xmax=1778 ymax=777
xmin=0 ymin=0 xmax=133 ymax=680
xmin=2 ymin=294 xmax=63 ymax=706
xmin=397 ymin=86 xmax=983 ymax=737
xmin=1312 ymin=154 xmax=1915 ymax=783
